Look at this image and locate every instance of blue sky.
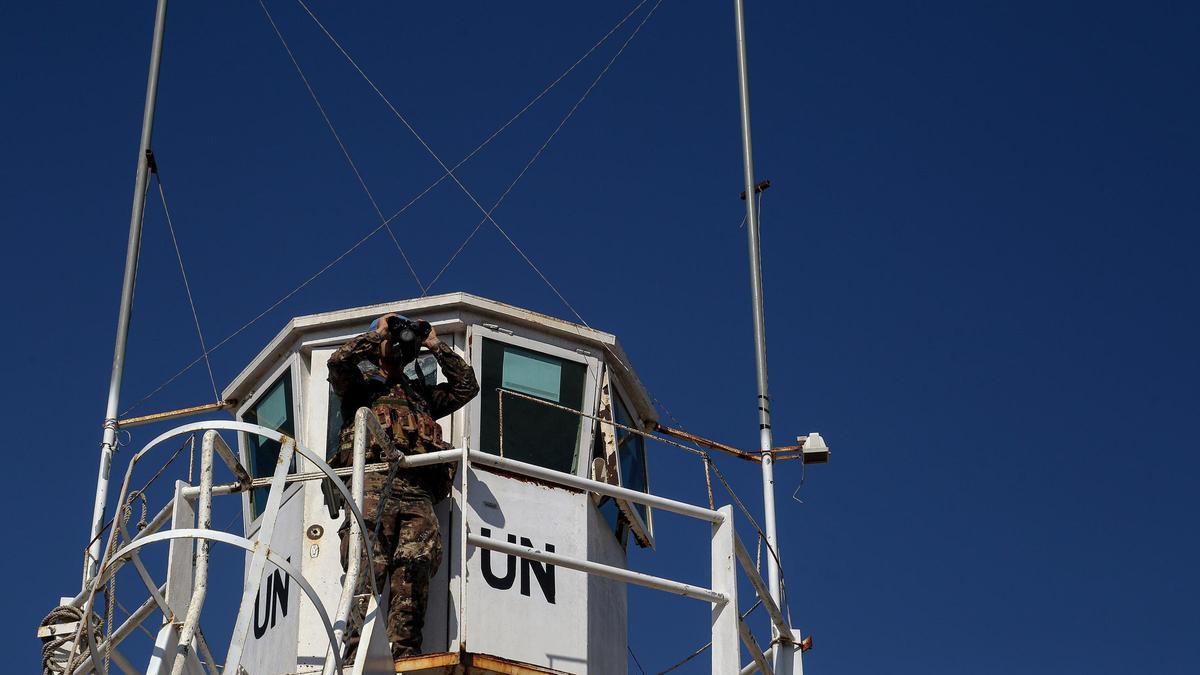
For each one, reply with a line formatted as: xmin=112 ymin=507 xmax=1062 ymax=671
xmin=2 ymin=1 xmax=1197 ymax=673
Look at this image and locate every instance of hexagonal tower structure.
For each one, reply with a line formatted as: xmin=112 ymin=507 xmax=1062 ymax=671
xmin=221 ymin=292 xmax=657 ymax=674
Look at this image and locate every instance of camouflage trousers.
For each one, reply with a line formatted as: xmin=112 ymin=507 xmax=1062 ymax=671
xmin=340 ymin=471 xmax=443 ymax=661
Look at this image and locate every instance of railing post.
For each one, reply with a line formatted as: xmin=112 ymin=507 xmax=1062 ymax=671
xmin=712 ymin=505 xmax=739 ymax=673
xmin=324 ymin=408 xmax=376 ymax=675
xmin=170 ymin=431 xmax=215 ymax=675
xmin=164 ymin=484 xmax=195 ymax=620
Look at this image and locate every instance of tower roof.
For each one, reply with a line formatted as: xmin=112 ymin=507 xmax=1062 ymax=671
xmin=222 ymin=291 xmax=656 ymax=425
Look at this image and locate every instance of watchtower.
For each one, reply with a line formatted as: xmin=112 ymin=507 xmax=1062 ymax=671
xmin=222 ymin=292 xmax=656 ymax=673
xmin=56 ymin=292 xmax=798 ymax=675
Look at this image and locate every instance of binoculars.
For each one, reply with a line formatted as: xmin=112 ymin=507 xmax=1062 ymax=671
xmin=385 ymin=316 xmax=432 ymax=352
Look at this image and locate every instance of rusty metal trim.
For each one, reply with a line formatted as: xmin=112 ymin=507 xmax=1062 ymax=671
xmin=392 ymin=650 xmax=460 ymax=672
xmin=392 ymin=650 xmax=573 ymax=675
xmin=650 ymin=422 xmax=759 ymax=461
xmin=466 ymin=652 xmax=574 ymax=674
xmin=115 ymin=400 xmax=235 ymax=428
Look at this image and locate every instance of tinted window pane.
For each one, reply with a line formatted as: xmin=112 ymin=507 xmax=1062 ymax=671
xmin=325 ymin=384 xmax=343 ymax=461
xmin=479 ymin=338 xmax=585 ymax=473
xmin=613 ymin=392 xmax=649 ymax=523
xmin=244 ymin=373 xmax=294 ymax=519
xmin=502 ymin=349 xmax=562 ymax=400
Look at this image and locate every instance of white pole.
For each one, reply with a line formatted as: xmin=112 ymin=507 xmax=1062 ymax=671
xmin=732 ymin=0 xmax=794 ymax=671
xmin=84 ymin=0 xmax=170 ymax=588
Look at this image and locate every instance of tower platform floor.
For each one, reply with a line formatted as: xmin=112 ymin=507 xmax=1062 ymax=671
xmin=393 ymin=650 xmax=572 ymax=675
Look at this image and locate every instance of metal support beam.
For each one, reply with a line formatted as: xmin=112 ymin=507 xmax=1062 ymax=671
xmin=69 ymin=587 xmax=165 ymax=675
xmin=170 ymin=431 xmax=215 ymax=675
xmin=732 ymin=0 xmax=793 ymax=672
xmin=115 ymin=400 xmax=233 ymax=429
xmin=735 ymin=536 xmax=793 ymax=643
xmin=738 ymin=618 xmax=774 ymax=675
xmin=740 ymin=646 xmax=777 ymax=675
xmin=323 ymin=409 xmax=373 ymax=675
xmin=86 ymin=0 xmax=170 ymax=588
xmin=711 ymin=505 xmax=740 ymax=673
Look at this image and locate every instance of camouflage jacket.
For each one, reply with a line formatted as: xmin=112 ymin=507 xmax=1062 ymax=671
xmin=327 ymin=331 xmax=479 ymax=500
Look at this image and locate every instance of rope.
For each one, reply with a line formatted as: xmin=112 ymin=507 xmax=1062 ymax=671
xmin=119 ymin=0 xmax=653 ymax=416
xmin=257 ymin=0 xmax=426 ymax=295
xmin=155 ymin=173 xmax=220 ymax=402
xmin=102 ymin=504 xmax=137 ymax=675
xmin=426 ymin=0 xmax=666 ymax=291
xmin=39 ymin=605 xmax=101 ymax=675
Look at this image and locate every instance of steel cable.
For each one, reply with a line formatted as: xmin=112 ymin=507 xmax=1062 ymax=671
xmin=426 ymin=0 xmax=667 ymax=292
xmin=154 ymin=174 xmax=220 ymax=402
xmin=120 ymin=0 xmax=656 ymax=416
xmin=258 ymin=0 xmax=425 ymax=295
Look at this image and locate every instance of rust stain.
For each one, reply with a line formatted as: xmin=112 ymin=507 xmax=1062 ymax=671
xmin=474 ymin=463 xmax=584 ymax=494
xmin=465 ymin=652 xmax=573 ymax=675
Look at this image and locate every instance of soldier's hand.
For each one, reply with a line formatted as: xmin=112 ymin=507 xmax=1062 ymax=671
xmin=375 ymin=313 xmax=400 ymax=336
xmin=375 ymin=313 xmax=399 ymax=360
xmin=422 ymin=325 xmax=440 ymax=349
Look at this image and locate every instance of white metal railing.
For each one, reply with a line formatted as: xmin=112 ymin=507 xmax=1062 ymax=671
xmin=66 ymin=416 xmax=389 ymax=675
xmin=63 ymin=405 xmax=792 ymax=674
xmin=490 ymin=388 xmax=797 ymax=673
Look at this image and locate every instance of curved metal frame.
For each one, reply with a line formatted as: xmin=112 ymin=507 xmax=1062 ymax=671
xmin=79 ymin=420 xmax=380 ymax=675
xmin=106 ymin=529 xmax=342 ymax=674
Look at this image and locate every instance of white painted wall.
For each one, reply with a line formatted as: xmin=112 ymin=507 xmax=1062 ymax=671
xmin=462 ymin=466 xmax=591 ymax=672
xmin=587 ymin=502 xmax=629 ymax=674
xmin=230 ymin=312 xmax=639 ymax=673
xmin=238 ymin=486 xmax=303 ymax=675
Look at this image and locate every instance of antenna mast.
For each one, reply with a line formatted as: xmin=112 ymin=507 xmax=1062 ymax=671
xmin=732 ymin=0 xmax=794 ymax=670
xmin=84 ymin=0 xmax=170 ymax=588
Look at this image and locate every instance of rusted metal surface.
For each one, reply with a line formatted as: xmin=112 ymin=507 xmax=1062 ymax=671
xmin=650 ymin=421 xmax=759 ymax=461
xmin=392 ymin=650 xmax=460 ymax=673
xmin=114 ymin=400 xmax=235 ymax=428
xmin=652 ymin=422 xmax=810 ymax=462
xmin=767 ymin=437 xmax=809 ymax=462
xmin=474 ymin=462 xmax=585 ymax=493
xmin=594 ymin=370 xmax=653 ymax=547
xmin=391 ymin=650 xmax=572 ymax=675
xmin=466 ymin=652 xmax=574 ymax=674
xmin=738 ymin=178 xmax=772 ymax=200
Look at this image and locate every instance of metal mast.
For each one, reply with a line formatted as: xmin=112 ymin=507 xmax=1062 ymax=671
xmin=733 ymin=0 xmax=794 ymax=669
xmin=84 ymin=0 xmax=170 ymax=587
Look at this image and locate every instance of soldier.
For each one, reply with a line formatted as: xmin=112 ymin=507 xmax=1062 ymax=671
xmin=327 ymin=313 xmax=479 ymax=661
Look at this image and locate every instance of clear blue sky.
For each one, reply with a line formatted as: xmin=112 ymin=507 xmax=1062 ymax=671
xmin=2 ymin=1 xmax=1197 ymax=673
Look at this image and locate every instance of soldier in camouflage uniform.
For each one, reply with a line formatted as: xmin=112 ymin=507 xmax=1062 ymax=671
xmin=328 ymin=313 xmax=479 ymax=661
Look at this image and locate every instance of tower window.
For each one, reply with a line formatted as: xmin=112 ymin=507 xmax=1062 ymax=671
xmin=479 ymin=338 xmax=587 ymax=473
xmin=243 ymin=371 xmax=295 ymax=519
